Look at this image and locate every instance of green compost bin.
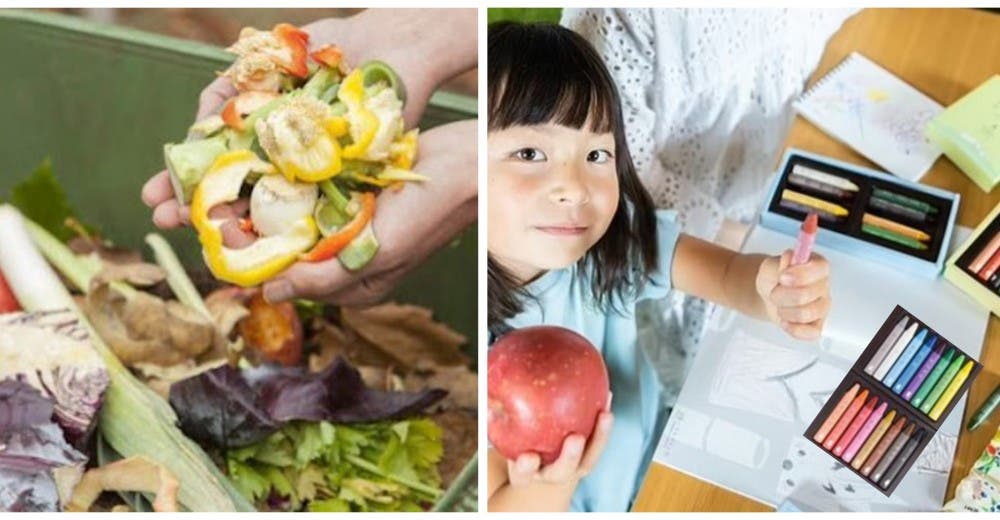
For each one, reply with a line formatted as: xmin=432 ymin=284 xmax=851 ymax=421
xmin=0 ymin=9 xmax=478 ymax=512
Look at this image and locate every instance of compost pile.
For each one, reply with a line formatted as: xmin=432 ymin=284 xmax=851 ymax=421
xmin=0 ymin=162 xmax=475 ymax=512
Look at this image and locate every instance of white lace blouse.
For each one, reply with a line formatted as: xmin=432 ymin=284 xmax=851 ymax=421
xmin=563 ymin=7 xmax=859 ymax=239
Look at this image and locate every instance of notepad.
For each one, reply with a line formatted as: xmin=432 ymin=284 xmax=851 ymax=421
xmin=926 ymin=75 xmax=1000 ymax=192
xmin=795 ymin=52 xmax=943 ymax=181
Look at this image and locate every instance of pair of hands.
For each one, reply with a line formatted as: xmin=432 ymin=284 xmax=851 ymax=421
xmin=142 ymin=10 xmax=477 ymax=304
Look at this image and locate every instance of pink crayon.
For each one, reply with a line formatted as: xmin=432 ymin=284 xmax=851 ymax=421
xmin=842 ymin=402 xmax=888 ymax=463
xmin=792 ymin=213 xmax=819 ymax=266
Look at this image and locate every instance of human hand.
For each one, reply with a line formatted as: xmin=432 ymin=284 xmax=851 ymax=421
xmin=756 ymin=251 xmax=831 ymax=340
xmin=506 ymin=399 xmax=613 ymax=488
xmin=141 ymin=8 xmax=477 ymax=229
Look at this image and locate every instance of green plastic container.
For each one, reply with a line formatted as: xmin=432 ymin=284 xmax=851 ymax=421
xmin=0 ymin=9 xmax=478 ymax=512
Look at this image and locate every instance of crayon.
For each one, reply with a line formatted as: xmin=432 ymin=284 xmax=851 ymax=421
xmin=871 ymin=188 xmax=938 ymax=215
xmin=792 ymin=213 xmax=819 ymax=266
xmin=928 ymin=360 xmax=975 ymax=421
xmin=892 ymin=335 xmax=936 ymax=394
xmin=871 ymin=423 xmax=917 ymax=483
xmin=967 ymin=384 xmax=1000 ymax=431
xmin=969 ymin=232 xmax=1000 ymax=273
xmin=792 ymin=164 xmax=860 ymax=191
xmin=862 ymin=213 xmax=931 ymax=242
xmin=842 ymin=402 xmax=887 ymax=463
xmin=901 ymin=341 xmax=945 ymax=400
xmin=978 ymin=246 xmax=1000 ymax=282
xmin=865 ymin=316 xmax=910 ymax=375
xmin=874 ymin=325 xmax=922 ymax=381
xmin=991 ymin=271 xmax=1000 ymax=292
xmin=869 ymin=196 xmax=934 ymax=224
xmin=911 ymin=347 xmax=956 ymax=408
xmin=920 ymin=354 xmax=967 ymax=416
xmin=833 ymin=395 xmax=879 ymax=457
xmin=851 ymin=409 xmax=896 ymax=470
xmin=861 ymin=415 xmax=907 ymax=476
xmin=862 ymin=224 xmax=928 ymax=250
xmin=782 ymin=189 xmax=850 ymax=217
xmin=823 ymin=388 xmax=870 ymax=451
xmin=788 ymin=173 xmax=855 ymax=199
xmin=813 ymin=383 xmax=860 ymax=444
xmin=883 ymin=331 xmax=932 ymax=388
xmin=879 ymin=429 xmax=924 ymax=489
xmin=779 ymin=199 xmax=845 ymax=222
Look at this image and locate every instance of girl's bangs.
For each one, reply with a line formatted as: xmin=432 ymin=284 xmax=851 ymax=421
xmin=488 ymin=23 xmax=618 ymax=134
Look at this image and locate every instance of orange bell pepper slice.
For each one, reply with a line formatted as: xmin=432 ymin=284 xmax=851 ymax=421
xmin=300 ymin=191 xmax=376 ymax=262
xmin=272 ymin=23 xmax=310 ymax=78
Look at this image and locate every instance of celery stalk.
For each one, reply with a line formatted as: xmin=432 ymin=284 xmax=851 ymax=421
xmin=338 ymin=222 xmax=379 ymax=271
xmin=164 ymin=135 xmax=228 ymax=204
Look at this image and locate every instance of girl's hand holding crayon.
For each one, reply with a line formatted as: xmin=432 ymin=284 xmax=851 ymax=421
xmin=755 ymin=250 xmax=832 ymax=340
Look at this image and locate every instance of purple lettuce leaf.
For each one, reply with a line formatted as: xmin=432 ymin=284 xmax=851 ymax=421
xmin=168 ymin=365 xmax=278 ymax=450
xmin=257 ymin=357 xmax=447 ymax=423
xmin=169 ymin=357 xmax=446 ymax=449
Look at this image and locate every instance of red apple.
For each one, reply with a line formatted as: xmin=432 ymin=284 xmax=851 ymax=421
xmin=488 ymin=325 xmax=609 ymax=465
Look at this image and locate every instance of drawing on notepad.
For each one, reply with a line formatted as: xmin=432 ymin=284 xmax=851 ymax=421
xmin=708 ymin=330 xmax=840 ymax=423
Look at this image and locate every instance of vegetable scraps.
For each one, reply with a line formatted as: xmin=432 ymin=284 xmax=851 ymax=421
xmin=165 ymin=23 xmax=426 ymax=287
xmin=0 ymin=204 xmax=253 ymax=511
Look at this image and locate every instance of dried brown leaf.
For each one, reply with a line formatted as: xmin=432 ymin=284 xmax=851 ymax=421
xmin=83 ymin=283 xmax=214 ymax=366
xmin=340 ymin=303 xmax=468 ymax=370
xmin=65 ymin=456 xmax=179 ymax=512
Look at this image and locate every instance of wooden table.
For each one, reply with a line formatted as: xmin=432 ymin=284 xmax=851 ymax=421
xmin=633 ymin=7 xmax=1000 ymax=512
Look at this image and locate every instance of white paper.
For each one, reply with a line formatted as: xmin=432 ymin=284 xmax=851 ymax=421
xmin=795 ymin=52 xmax=943 ymax=180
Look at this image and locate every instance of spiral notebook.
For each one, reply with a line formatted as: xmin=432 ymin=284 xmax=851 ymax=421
xmin=794 ymin=52 xmax=944 ymax=181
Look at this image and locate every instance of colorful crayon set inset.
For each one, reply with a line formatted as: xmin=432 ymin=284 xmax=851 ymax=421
xmin=771 ymin=156 xmax=953 ymax=263
xmin=804 ymin=306 xmax=981 ymax=496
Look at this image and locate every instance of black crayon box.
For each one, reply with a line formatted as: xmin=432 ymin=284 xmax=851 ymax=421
xmin=804 ymin=305 xmax=981 ymax=496
xmin=761 ymin=148 xmax=959 ymax=278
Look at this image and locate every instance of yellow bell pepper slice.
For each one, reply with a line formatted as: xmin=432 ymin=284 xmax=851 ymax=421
xmin=389 ymin=128 xmax=419 ymax=170
xmin=338 ymin=69 xmax=380 ymax=159
xmin=190 ymin=150 xmax=318 ymax=287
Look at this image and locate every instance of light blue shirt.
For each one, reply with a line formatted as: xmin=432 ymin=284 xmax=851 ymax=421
xmin=500 ymin=210 xmax=681 ymax=512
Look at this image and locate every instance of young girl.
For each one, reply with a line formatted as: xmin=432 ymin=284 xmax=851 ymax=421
xmin=487 ymin=22 xmax=832 ymax=512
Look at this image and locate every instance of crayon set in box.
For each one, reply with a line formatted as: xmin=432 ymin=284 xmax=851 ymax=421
xmin=804 ymin=306 xmax=981 ymax=496
xmin=761 ymin=149 xmax=959 ymax=277
xmin=945 ymin=200 xmax=1000 ymax=316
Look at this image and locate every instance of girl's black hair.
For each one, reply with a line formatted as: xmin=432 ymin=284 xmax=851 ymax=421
xmin=487 ymin=21 xmax=659 ymax=337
